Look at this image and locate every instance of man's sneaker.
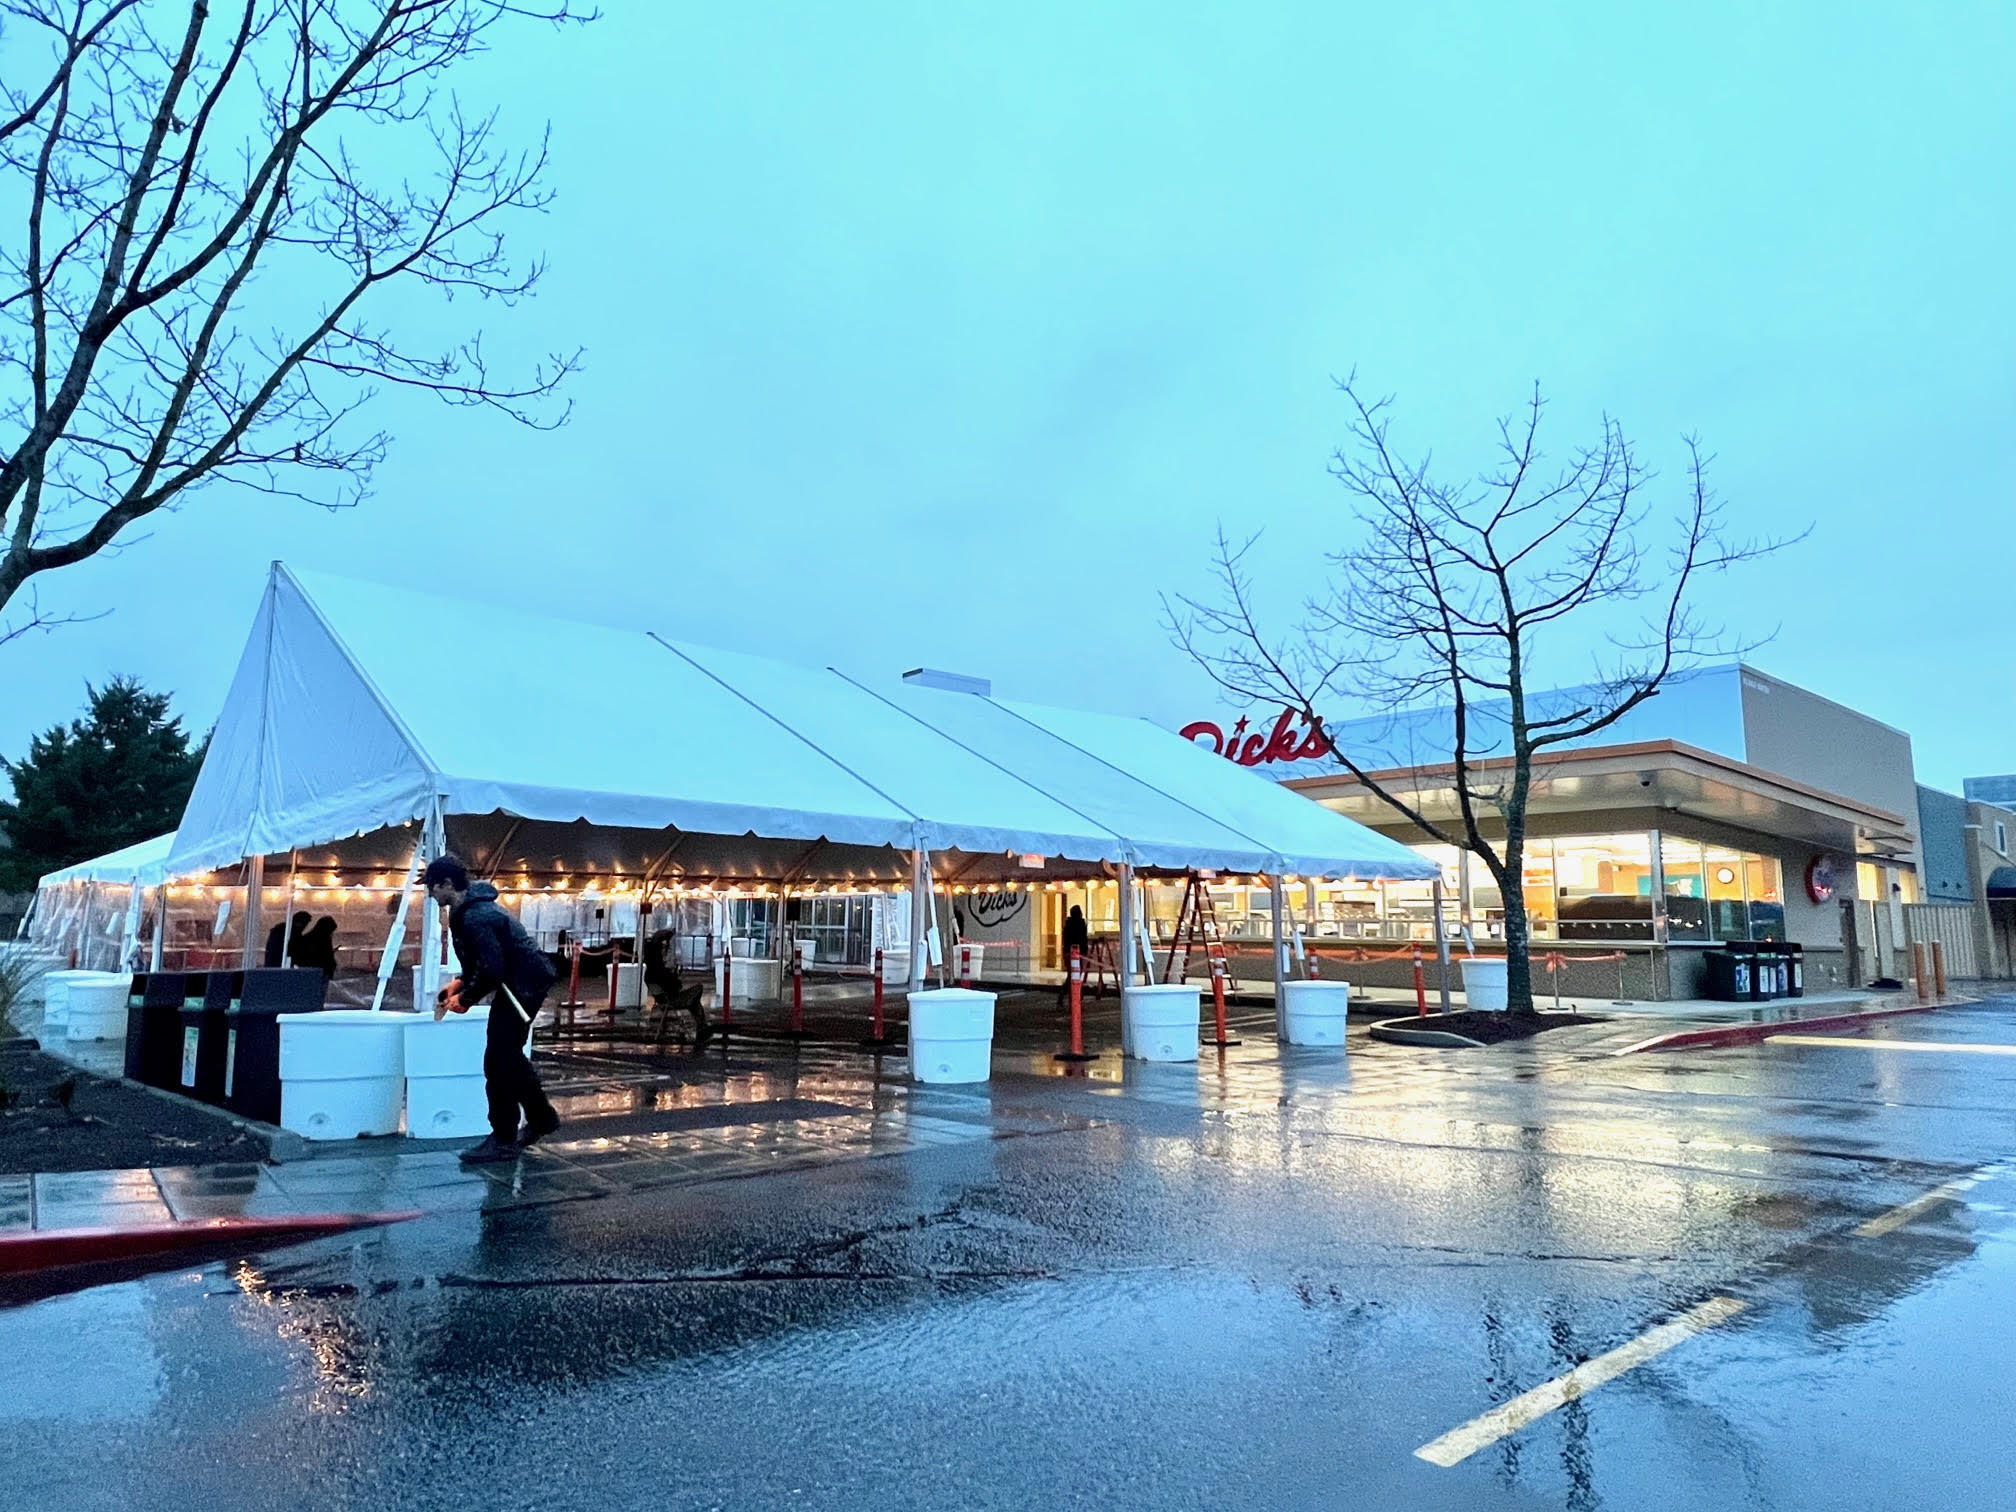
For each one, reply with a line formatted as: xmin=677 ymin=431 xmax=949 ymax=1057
xmin=458 ymin=1135 xmax=522 ymax=1165
xmin=520 ymin=1109 xmax=561 ymax=1146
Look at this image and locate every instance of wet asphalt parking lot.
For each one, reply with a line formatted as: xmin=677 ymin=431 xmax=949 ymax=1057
xmin=6 ymin=996 xmax=2015 ymax=1511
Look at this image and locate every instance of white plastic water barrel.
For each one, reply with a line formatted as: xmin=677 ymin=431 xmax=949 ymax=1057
xmin=402 ymin=1005 xmax=491 ymax=1139
xmin=793 ymin=939 xmax=815 ymax=969
xmin=952 ymin=943 xmax=986 ymax=981
xmin=1461 ymin=957 xmax=1509 ymax=1011
xmin=278 ymin=1010 xmax=409 ymax=1139
xmin=729 ymin=956 xmax=782 ymax=1004
xmin=1282 ymin=979 xmax=1353 ymax=1046
xmin=907 ymin=987 xmax=996 ymax=1083
xmin=38 ymin=969 xmax=103 ymax=1033
xmin=613 ymin=961 xmax=644 ymax=1009
xmin=65 ymin=973 xmax=132 ymax=1042
xmin=878 ymin=950 xmax=912 ymax=986
xmin=1122 ymin=983 xmax=1202 ymax=1062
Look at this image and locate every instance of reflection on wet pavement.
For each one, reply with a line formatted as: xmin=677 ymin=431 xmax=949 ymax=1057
xmin=9 ymin=998 xmax=2016 ymax=1510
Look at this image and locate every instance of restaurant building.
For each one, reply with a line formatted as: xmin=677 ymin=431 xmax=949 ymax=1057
xmin=1174 ymin=664 xmax=1950 ymax=999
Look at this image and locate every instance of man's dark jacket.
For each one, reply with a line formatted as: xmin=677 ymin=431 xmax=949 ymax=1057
xmin=449 ymin=881 xmax=558 ymax=1010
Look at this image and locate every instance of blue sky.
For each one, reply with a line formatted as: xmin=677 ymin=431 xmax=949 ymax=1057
xmin=5 ymin=2 xmax=2013 ymax=791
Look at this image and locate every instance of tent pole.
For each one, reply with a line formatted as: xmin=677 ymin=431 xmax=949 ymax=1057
xmin=371 ymin=841 xmax=428 ymax=1013
xmin=148 ymin=885 xmax=166 ymax=973
xmin=908 ymin=850 xmax=929 ymax=993
xmin=1432 ymin=876 xmax=1453 ymax=1013
xmin=419 ymin=805 xmax=447 ymax=1008
xmin=1118 ymin=863 xmax=1137 ymax=989
xmin=1269 ymin=875 xmax=1288 ymax=1039
xmin=75 ymin=882 xmax=96 ymax=969
xmin=238 ymin=855 xmax=266 ymax=973
xmin=120 ymin=871 xmax=144 ymax=969
xmin=278 ymin=850 xmax=299 ymax=967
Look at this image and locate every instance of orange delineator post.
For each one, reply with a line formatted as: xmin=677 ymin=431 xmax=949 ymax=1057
xmin=719 ymin=944 xmax=734 ymax=1028
xmin=872 ymin=949 xmax=886 ymax=1039
xmin=959 ymin=944 xmax=972 ymax=988
xmin=1055 ymin=946 xmax=1093 ymax=1062
xmin=1206 ymin=954 xmax=1238 ymax=1047
xmin=558 ymin=942 xmax=584 ymax=1036
xmin=1413 ymin=946 xmax=1428 ymax=1016
xmin=790 ymin=951 xmax=805 ymax=1033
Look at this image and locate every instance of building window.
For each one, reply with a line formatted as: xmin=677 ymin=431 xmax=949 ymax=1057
xmin=1997 ymin=821 xmax=2008 ymax=856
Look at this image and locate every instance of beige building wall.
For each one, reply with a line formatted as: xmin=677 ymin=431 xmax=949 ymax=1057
xmin=1739 ymin=668 xmax=1921 ymax=873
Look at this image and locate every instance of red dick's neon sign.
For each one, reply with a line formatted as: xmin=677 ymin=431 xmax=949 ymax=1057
xmin=1181 ymin=708 xmax=1333 ymax=768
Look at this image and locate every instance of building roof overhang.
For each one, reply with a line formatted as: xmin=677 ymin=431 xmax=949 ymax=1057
xmin=1284 ymin=740 xmax=1916 ymax=860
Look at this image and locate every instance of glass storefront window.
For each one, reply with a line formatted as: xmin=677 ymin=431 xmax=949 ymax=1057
xmin=1551 ymin=833 xmax=1656 ymax=941
xmin=1660 ymin=837 xmax=1709 ymax=941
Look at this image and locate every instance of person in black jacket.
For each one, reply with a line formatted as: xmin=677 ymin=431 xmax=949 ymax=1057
xmin=1057 ymin=904 xmax=1090 ymax=1005
xmin=295 ymin=917 xmax=340 ymax=981
xmin=424 ymin=855 xmax=561 ymax=1163
xmin=264 ymin=911 xmax=311 ymax=968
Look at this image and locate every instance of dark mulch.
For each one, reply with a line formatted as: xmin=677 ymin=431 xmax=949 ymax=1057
xmin=0 ymin=1039 xmax=270 ymax=1174
xmin=1394 ymin=1010 xmax=1604 ymax=1044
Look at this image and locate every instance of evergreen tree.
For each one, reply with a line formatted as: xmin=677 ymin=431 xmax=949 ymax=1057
xmin=0 ymin=679 xmax=207 ymax=890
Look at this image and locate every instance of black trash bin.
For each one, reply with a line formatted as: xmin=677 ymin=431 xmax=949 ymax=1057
xmin=124 ymin=974 xmax=190 ymax=1088
xmin=1703 ymin=950 xmax=1755 ymax=1001
xmin=1780 ymin=941 xmax=1804 ymax=998
xmin=178 ymin=972 xmax=239 ymax=1105
xmin=1723 ymin=940 xmax=1774 ymax=1001
xmin=223 ymin=968 xmax=328 ymax=1124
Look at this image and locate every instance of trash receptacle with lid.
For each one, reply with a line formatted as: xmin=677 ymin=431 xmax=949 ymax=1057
xmin=1703 ymin=950 xmax=1753 ymax=1002
xmin=223 ymin=968 xmax=329 ymax=1124
xmin=180 ymin=972 xmax=238 ymax=1104
xmin=1780 ymin=941 xmax=1804 ymax=998
xmin=125 ymin=973 xmax=189 ymax=1088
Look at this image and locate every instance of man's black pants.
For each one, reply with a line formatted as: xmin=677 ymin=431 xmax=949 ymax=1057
xmin=483 ymin=989 xmax=556 ymax=1142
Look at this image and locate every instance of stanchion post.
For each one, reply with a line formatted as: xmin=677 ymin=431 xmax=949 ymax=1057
xmin=1206 ymin=954 xmax=1239 ymax=1047
xmin=561 ymin=942 xmax=583 ymax=1037
xmin=1932 ymin=939 xmax=1948 ymax=999
xmin=1056 ymin=946 xmax=1093 ymax=1062
xmin=605 ymin=939 xmax=622 ymax=1025
xmin=861 ymin=945 xmax=901 ymax=1050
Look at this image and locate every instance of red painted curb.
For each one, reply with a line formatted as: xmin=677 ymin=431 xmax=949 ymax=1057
xmin=0 ymin=1211 xmax=422 ymax=1276
xmin=1616 ymin=1000 xmax=1960 ymax=1054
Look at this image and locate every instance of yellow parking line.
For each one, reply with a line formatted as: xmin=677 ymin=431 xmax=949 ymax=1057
xmin=1766 ymin=1036 xmax=2016 ymax=1055
xmin=1855 ymin=1165 xmax=2001 ymax=1238
xmin=1413 ymin=1297 xmax=1747 ymax=1467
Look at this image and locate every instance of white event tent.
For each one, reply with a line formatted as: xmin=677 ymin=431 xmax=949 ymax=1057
xmin=26 ymin=832 xmax=178 ymax=970
xmin=167 ymin=565 xmax=1436 ymax=1011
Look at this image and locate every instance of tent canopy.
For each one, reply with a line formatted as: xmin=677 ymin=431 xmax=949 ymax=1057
xmin=167 ymin=565 xmax=1436 ymax=885
xmin=37 ymin=832 xmax=178 ymax=890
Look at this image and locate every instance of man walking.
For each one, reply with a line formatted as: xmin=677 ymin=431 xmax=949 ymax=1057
xmin=424 ymin=855 xmax=562 ymax=1164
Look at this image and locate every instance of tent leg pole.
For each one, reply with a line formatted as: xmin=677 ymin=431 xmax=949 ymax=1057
xmin=1270 ymin=875 xmax=1288 ymax=1040
xmin=371 ymin=841 xmax=428 ymax=1013
xmin=418 ymin=805 xmax=447 ymax=1009
xmin=1433 ymin=877 xmax=1453 ymax=1014
xmin=148 ymin=886 xmax=166 ymax=973
xmin=908 ymin=850 xmax=929 ymax=994
xmin=239 ymin=855 xmax=266 ymax=973
xmin=1118 ymin=864 xmax=1137 ymax=989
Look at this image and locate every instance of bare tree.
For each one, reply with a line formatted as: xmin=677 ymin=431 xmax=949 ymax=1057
xmin=0 ymin=0 xmax=590 ymax=633
xmin=1169 ymin=375 xmax=1796 ymax=1017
